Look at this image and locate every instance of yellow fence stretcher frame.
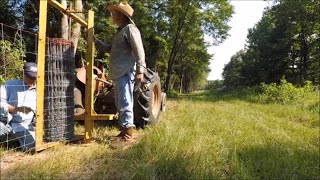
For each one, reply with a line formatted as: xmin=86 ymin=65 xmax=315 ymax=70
xmin=35 ymin=0 xmax=115 ymax=151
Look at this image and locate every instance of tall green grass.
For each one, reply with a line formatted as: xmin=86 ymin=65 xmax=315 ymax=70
xmin=1 ymin=87 xmax=319 ymax=179
xmin=105 ymin=93 xmax=319 ymax=179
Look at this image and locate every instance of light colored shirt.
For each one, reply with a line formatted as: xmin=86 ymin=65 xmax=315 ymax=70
xmin=95 ymin=23 xmax=146 ymax=80
xmin=0 ymin=79 xmax=36 ymax=133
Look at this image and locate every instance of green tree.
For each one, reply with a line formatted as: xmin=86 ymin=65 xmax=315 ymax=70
xmin=161 ymin=0 xmax=233 ymax=94
xmin=222 ymin=50 xmax=245 ymax=88
xmin=174 ymin=31 xmax=211 ymax=93
xmin=225 ymin=0 xmax=320 ymax=87
xmin=0 ymin=40 xmax=24 ymax=84
xmin=4 ymin=0 xmax=232 ymax=93
xmin=89 ymin=0 xmax=229 ymax=93
xmin=0 ymin=0 xmax=18 ymax=27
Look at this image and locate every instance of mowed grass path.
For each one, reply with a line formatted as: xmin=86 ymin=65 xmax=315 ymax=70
xmin=1 ymin=91 xmax=319 ymax=179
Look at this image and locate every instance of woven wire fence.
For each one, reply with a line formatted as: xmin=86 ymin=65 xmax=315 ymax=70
xmin=0 ymin=23 xmax=75 ymax=151
xmin=0 ymin=23 xmax=37 ymax=151
xmin=44 ymin=38 xmax=75 ymax=142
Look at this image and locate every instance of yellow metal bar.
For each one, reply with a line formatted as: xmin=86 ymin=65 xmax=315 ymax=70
xmin=48 ymin=0 xmax=88 ymax=28
xmin=36 ymin=142 xmax=63 ymax=152
xmin=84 ymin=10 xmax=95 ymax=142
xmin=74 ymin=114 xmax=116 ymax=121
xmin=35 ymin=0 xmax=48 ymax=151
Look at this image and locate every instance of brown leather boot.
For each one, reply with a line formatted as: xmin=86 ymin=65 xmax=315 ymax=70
xmin=109 ymin=127 xmax=124 ymax=141
xmin=122 ymin=127 xmax=133 ymax=141
xmin=110 ymin=127 xmax=134 ymax=149
xmin=116 ymin=130 xmax=124 ymax=137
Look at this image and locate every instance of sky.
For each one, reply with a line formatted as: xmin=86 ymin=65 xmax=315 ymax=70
xmin=207 ymin=0 xmax=271 ymax=80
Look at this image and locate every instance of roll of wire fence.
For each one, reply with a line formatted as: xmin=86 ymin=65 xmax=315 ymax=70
xmin=44 ymin=38 xmax=75 ymax=142
xmin=0 ymin=23 xmax=75 ymax=151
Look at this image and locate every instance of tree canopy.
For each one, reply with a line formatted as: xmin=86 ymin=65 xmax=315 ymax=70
xmin=223 ymin=0 xmax=320 ymax=88
xmin=1 ymin=0 xmax=234 ymax=94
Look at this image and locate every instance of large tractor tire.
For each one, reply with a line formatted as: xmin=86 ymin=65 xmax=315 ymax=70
xmin=134 ymin=69 xmax=162 ymax=128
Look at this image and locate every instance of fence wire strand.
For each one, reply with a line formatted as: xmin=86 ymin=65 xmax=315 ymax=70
xmin=0 ymin=23 xmax=76 ymax=152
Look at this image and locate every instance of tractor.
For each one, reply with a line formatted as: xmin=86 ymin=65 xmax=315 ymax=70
xmin=73 ymin=66 xmax=166 ymax=128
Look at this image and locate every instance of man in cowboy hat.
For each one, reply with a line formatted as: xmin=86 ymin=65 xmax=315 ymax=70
xmin=95 ymin=2 xmax=146 ymax=146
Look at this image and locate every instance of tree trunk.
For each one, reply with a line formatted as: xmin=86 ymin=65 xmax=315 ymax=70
xmin=179 ymin=68 xmax=183 ymax=94
xmin=60 ymin=0 xmax=82 ymax=56
xmin=61 ymin=0 xmax=68 ymax=39
xmin=164 ymin=0 xmax=192 ymax=94
xmin=299 ymin=25 xmax=309 ymax=84
xmin=71 ymin=0 xmax=83 ymax=56
xmin=183 ymin=70 xmax=189 ymax=93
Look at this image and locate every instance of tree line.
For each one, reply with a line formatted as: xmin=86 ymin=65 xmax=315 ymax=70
xmin=0 ymin=0 xmax=234 ymax=94
xmin=222 ymin=0 xmax=320 ymax=88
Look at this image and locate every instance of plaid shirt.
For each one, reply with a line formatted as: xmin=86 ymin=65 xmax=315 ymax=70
xmin=95 ymin=23 xmax=146 ymax=80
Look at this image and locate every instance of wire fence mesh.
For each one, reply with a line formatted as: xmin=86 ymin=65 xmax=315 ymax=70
xmin=44 ymin=38 xmax=75 ymax=142
xmin=0 ymin=23 xmax=76 ymax=152
xmin=0 ymin=23 xmax=38 ymax=151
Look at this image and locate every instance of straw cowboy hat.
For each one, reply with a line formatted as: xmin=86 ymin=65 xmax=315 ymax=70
xmin=106 ymin=2 xmax=135 ymax=24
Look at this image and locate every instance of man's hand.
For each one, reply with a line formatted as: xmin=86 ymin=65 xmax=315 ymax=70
xmin=8 ymin=106 xmax=32 ymax=114
xmin=93 ymin=35 xmax=98 ymax=43
xmin=135 ymin=73 xmax=144 ymax=82
xmin=0 ymin=122 xmax=12 ymax=136
xmin=16 ymin=106 xmax=33 ymax=114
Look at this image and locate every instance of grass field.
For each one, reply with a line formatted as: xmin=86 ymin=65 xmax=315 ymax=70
xmin=1 ymin=90 xmax=319 ymax=179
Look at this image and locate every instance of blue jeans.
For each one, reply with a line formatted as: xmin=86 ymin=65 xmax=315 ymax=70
xmin=114 ymin=72 xmax=135 ymax=128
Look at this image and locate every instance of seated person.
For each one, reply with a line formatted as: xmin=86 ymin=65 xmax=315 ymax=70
xmin=0 ymin=62 xmax=37 ymax=151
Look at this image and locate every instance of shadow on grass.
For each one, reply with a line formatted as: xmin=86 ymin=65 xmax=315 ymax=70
xmin=90 ymin=144 xmax=223 ymax=179
xmin=232 ymin=144 xmax=320 ymax=179
xmin=89 ymin=138 xmax=320 ymax=179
